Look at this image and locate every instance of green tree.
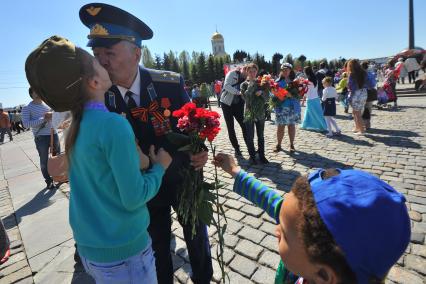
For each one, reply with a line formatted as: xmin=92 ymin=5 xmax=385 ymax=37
xmin=207 ymin=55 xmax=216 ymax=83
xmin=190 ymin=63 xmax=198 ymax=83
xmin=298 ymin=54 xmax=307 ymax=67
xmin=167 ymin=51 xmax=180 ymax=73
xmin=162 ymin=53 xmax=171 ymax=70
xmin=214 ymin=57 xmax=224 ymax=79
xmin=179 ymin=51 xmax=191 ymax=79
xmin=154 ymin=54 xmax=162 ymax=70
xmin=196 ymin=52 xmax=208 ymax=83
xmin=284 ymin=53 xmax=294 ymax=65
xmin=233 ymin=50 xmax=248 ymax=63
xmin=272 ymin=53 xmax=283 ymax=75
xmin=141 ymin=45 xmax=155 ymax=68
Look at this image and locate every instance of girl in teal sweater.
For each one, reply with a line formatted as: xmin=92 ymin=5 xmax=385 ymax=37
xmin=25 ymin=36 xmax=172 ymax=284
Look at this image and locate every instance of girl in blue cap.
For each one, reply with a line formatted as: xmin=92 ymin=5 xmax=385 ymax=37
xmin=213 ymin=153 xmax=410 ymax=284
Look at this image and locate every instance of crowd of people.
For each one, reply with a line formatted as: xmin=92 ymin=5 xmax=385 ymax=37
xmin=0 ymin=108 xmax=27 ymax=144
xmin=0 ymin=2 xmax=421 ymax=284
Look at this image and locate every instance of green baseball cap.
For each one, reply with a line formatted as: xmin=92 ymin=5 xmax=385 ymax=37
xmin=25 ymin=35 xmax=83 ymax=112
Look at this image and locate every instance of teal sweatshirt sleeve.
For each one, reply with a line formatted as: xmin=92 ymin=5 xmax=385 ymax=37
xmin=104 ymin=116 xmax=165 ymax=211
xmin=233 ymin=169 xmax=283 ymax=223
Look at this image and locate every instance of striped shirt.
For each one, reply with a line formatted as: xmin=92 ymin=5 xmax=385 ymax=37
xmin=22 ymin=102 xmax=54 ymax=136
xmin=234 ymin=170 xmax=283 ymax=223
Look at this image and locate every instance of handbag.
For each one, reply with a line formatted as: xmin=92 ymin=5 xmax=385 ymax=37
xmin=47 ymin=128 xmax=68 ymax=183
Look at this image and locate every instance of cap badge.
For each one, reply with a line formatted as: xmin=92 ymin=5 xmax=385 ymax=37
xmin=86 ymin=6 xmax=102 ymax=16
xmin=90 ymin=24 xmax=109 ymax=37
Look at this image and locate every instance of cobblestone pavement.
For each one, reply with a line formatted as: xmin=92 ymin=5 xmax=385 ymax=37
xmin=0 ymin=154 xmax=33 ymax=283
xmin=0 ymin=95 xmax=425 ymax=283
xmin=172 ymin=98 xmax=426 ymax=284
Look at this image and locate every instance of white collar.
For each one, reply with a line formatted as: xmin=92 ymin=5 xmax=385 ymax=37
xmin=116 ymin=67 xmax=141 ymax=99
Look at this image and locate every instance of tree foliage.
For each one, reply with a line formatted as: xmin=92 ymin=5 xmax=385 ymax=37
xmin=141 ymin=46 xmax=344 ymax=84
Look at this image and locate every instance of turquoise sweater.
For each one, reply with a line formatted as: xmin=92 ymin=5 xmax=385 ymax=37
xmin=69 ymin=109 xmax=165 ymax=263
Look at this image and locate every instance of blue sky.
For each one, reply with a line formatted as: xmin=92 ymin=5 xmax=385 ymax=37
xmin=1 ymin=0 xmax=425 ymax=107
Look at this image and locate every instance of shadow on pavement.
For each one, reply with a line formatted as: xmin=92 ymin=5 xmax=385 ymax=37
xmin=290 ymin=150 xmax=352 ymax=170
xmin=71 ymin=262 xmax=95 ymax=284
xmin=367 ymin=128 xmax=420 ymax=137
xmin=4 ymin=187 xmax=56 ymax=227
xmin=364 ymin=134 xmax=422 ymax=149
xmin=364 ymin=127 xmax=422 ymax=149
xmin=330 ymin=133 xmax=374 ymax=147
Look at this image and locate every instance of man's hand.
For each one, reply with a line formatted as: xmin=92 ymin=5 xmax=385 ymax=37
xmin=212 ymin=153 xmax=240 ymax=177
xmin=190 ymin=151 xmax=208 ymax=171
xmin=136 ymin=144 xmax=150 ymax=170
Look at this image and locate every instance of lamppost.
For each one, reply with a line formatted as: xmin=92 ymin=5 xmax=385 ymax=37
xmin=409 ymin=0 xmax=414 ymax=49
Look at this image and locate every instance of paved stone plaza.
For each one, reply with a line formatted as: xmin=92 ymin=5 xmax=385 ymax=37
xmin=0 ymin=94 xmax=425 ymax=283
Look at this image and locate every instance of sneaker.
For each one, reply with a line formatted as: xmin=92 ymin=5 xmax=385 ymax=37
xmin=333 ymin=131 xmax=342 ymax=136
xmin=289 ymin=144 xmax=296 ymax=153
xmin=326 ymin=133 xmax=334 ymax=138
xmin=234 ymin=148 xmax=242 ymax=157
xmin=46 ymin=181 xmax=56 ymax=190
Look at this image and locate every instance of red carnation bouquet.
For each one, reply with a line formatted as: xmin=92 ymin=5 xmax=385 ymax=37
xmin=167 ymin=102 xmax=228 ymax=282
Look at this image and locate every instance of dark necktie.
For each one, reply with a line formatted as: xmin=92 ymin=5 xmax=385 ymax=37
xmin=125 ymin=91 xmax=137 ymax=109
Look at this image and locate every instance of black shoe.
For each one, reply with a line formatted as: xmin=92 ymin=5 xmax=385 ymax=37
xmin=46 ymin=181 xmax=56 ymax=190
xmin=259 ymin=156 xmax=269 ymax=164
xmin=249 ymin=157 xmax=257 ymax=165
xmin=235 ymin=148 xmax=242 ymax=157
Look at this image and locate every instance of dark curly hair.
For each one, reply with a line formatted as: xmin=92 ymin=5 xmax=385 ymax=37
xmin=291 ymin=169 xmax=358 ymax=283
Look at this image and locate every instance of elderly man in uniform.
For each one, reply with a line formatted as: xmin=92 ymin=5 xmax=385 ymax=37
xmin=79 ymin=3 xmax=212 ymax=283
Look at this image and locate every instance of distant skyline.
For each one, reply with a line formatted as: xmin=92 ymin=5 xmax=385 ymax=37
xmin=1 ymin=0 xmax=425 ymax=107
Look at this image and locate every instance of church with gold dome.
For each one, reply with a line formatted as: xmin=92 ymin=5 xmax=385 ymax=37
xmin=211 ymin=30 xmax=227 ymax=57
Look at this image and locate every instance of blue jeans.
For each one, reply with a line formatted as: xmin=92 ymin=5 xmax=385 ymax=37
xmin=34 ymin=134 xmax=60 ymax=185
xmin=80 ymin=244 xmax=157 ymax=284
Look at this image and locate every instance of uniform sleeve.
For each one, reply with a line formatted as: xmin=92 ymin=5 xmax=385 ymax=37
xmin=22 ymin=105 xmax=45 ymax=128
xmin=233 ymin=170 xmax=283 ymax=223
xmin=104 ymin=116 xmax=165 ymax=211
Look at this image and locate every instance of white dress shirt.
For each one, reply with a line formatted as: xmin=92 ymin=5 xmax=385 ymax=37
xmin=116 ymin=67 xmax=141 ymax=106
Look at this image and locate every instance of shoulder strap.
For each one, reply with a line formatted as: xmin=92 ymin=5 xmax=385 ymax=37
xmin=50 ymin=128 xmax=54 ymax=156
xmin=145 ymin=68 xmax=180 ymax=84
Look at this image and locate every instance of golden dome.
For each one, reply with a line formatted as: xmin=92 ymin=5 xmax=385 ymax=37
xmin=211 ymin=32 xmax=224 ymax=41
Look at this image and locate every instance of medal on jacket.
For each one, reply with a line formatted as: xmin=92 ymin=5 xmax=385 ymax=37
xmin=143 ymin=83 xmax=171 ymax=136
xmin=161 ymin=98 xmax=171 ymax=117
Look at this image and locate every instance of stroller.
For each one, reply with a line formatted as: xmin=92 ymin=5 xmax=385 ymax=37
xmin=375 ymin=83 xmax=396 ymax=109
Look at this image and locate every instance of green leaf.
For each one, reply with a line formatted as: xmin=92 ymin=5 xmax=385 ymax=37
xmin=198 ymin=201 xmax=213 ymax=226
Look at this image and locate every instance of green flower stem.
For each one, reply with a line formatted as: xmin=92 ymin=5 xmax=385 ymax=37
xmin=210 ymin=142 xmax=228 ymax=283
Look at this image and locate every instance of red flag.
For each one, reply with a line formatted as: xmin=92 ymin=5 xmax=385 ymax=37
xmin=223 ymin=65 xmax=229 ymax=76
